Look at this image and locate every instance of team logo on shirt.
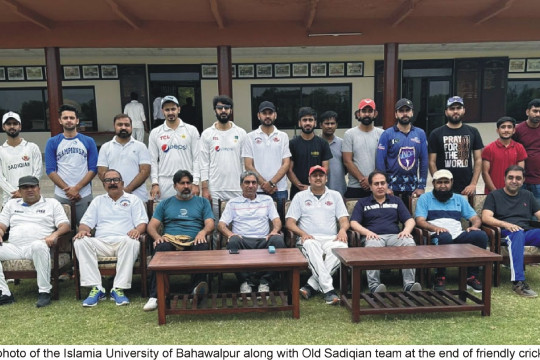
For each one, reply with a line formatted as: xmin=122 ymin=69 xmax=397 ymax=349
xmin=391 ymin=138 xmax=400 ymax=145
xmin=181 ymin=134 xmax=186 ymax=139
xmin=411 ymin=136 xmax=421 ymax=144
xmin=22 ymin=155 xmax=29 ymax=161
xmin=310 ymin=151 xmax=320 ymax=157
xmin=213 ymin=136 xmax=219 ymax=141
xmin=234 ymin=136 xmax=238 ymax=143
xmin=304 ymin=200 xmax=313 ymax=207
xmin=273 ymin=137 xmax=280 ymax=143
xmin=398 ymin=147 xmax=416 ymax=171
xmin=214 ymin=145 xmax=234 ymax=152
xmin=255 ymin=137 xmax=263 ymax=144
xmin=162 ymin=144 xmax=187 ymax=152
xmin=119 ymin=199 xmax=131 ymax=207
xmin=325 ymin=201 xmax=333 ymax=206
xmin=180 ymin=209 xmax=188 ymax=217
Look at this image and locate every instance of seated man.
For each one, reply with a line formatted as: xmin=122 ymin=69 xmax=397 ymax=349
xmin=218 ymin=170 xmax=285 ymax=293
xmin=144 ymin=170 xmax=214 ymax=311
xmin=73 ymin=169 xmax=148 ymax=307
xmin=415 ymin=169 xmax=488 ymax=292
xmin=285 ymin=165 xmax=349 ymax=305
xmin=482 ymin=165 xmax=540 ymax=297
xmin=0 ymin=176 xmax=70 ymax=307
xmin=350 ymin=170 xmax=421 ymax=293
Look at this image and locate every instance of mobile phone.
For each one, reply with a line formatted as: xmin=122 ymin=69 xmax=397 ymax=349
xmin=228 ymin=248 xmax=239 ymax=254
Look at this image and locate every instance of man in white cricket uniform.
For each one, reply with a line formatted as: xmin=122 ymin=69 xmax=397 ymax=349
xmin=123 ymin=92 xmax=147 ymax=142
xmin=285 ymin=165 xmax=350 ymax=305
xmin=0 ymin=111 xmax=42 ymax=206
xmin=148 ymin=95 xmax=200 ymax=200
xmin=98 ymin=114 xmax=151 ymax=202
xmin=0 ymin=176 xmax=70 ymax=308
xmin=73 ymin=169 xmax=148 ymax=307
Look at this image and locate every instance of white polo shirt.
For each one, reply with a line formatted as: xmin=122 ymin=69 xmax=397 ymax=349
xmin=0 ymin=196 xmax=69 ymax=247
xmin=80 ymin=192 xmax=148 ymax=240
xmin=219 ymin=194 xmax=279 ymax=238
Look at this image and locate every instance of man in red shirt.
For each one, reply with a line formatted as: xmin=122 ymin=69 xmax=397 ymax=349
xmin=514 ymin=99 xmax=540 ymax=200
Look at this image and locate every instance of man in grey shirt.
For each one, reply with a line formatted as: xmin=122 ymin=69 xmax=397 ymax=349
xmin=320 ymin=110 xmax=346 ymax=195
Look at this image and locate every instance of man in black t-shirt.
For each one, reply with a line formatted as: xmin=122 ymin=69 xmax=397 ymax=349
xmin=482 ymin=165 xmax=540 ymax=297
xmin=428 ymin=96 xmax=484 ymax=195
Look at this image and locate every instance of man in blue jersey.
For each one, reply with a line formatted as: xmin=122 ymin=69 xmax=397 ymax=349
xmin=45 ymin=105 xmax=98 ymax=224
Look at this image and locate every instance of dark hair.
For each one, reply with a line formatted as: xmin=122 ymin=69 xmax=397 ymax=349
xmin=213 ymin=95 xmax=233 ymax=108
xmin=130 ymin=92 xmax=138 ymax=101
xmin=496 ymin=116 xmax=516 ymax=128
xmin=527 ymin=99 xmax=540 ymax=109
xmin=505 ymin=165 xmax=525 ymax=177
xmin=368 ymin=170 xmax=388 ymax=185
xmin=173 ymin=170 xmax=193 ymax=184
xmin=113 ymin=114 xmax=132 ymax=125
xmin=297 ymin=107 xmax=317 ymax=121
xmin=320 ymin=111 xmax=338 ymax=122
xmin=104 ymin=169 xmax=122 ymax=181
xmin=58 ymin=104 xmax=79 ymax=118
xmin=240 ymin=170 xmax=258 ymax=184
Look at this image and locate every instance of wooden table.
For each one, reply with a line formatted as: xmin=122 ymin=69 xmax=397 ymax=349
xmin=333 ymin=244 xmax=502 ymax=322
xmin=147 ymin=248 xmax=308 ymax=325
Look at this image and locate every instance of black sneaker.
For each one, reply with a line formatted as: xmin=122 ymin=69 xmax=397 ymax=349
xmin=466 ymin=276 xmax=482 ymax=293
xmin=299 ymin=284 xmax=316 ymax=300
xmin=404 ymin=282 xmax=422 ymax=292
xmin=0 ymin=291 xmax=15 ymax=306
xmin=323 ymin=290 xmax=340 ymax=305
xmin=434 ymin=276 xmax=446 ymax=291
xmin=36 ymin=292 xmax=51 ymax=308
xmin=512 ymin=281 xmax=538 ymax=298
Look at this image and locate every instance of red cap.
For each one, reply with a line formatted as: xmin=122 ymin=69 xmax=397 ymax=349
xmin=358 ymin=99 xmax=376 ymax=110
xmin=309 ymin=165 xmax=327 ymax=176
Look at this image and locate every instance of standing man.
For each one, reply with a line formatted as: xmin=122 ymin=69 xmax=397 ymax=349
xmin=0 ymin=111 xmax=42 ymax=206
xmin=286 ymin=165 xmax=349 ymax=305
xmin=218 ymin=171 xmax=285 ymax=294
xmin=428 ymin=96 xmax=484 ymax=195
xmin=513 ymin=99 xmax=540 ymax=201
xmin=320 ymin=111 xmax=347 ymax=196
xmin=97 ymin=114 xmax=151 ymax=202
xmin=45 ymin=104 xmax=98 ymax=224
xmin=73 ymin=169 xmax=148 ymax=307
xmin=288 ymin=107 xmax=332 ymax=199
xmin=482 ymin=165 xmax=540 ymax=297
xmin=242 ymin=101 xmax=291 ymax=220
xmin=152 ymin=92 xmax=165 ymax=129
xmin=482 ymin=116 xmax=527 ymax=194
xmin=148 ymin=95 xmax=200 ymax=201
xmin=343 ymin=99 xmax=384 ymax=199
xmin=376 ymin=98 xmax=428 ymax=206
xmin=0 ymin=176 xmax=70 ymax=307
xmin=123 ymin=92 xmax=147 ymax=143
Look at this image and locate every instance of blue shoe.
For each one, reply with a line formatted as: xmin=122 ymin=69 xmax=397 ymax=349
xmin=110 ymin=288 xmax=130 ymax=306
xmin=82 ymin=287 xmax=106 ymax=307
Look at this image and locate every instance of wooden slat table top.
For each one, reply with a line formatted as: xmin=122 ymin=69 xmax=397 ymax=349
xmin=148 ymin=248 xmax=307 ymax=272
xmin=333 ymin=244 xmax=502 ymax=268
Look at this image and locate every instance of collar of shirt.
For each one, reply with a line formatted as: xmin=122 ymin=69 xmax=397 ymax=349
xmin=308 ymin=186 xmax=329 ymax=199
xmin=112 ymin=136 xmax=135 ymax=146
xmin=2 ymin=139 xmax=27 ymax=148
xmin=163 ymin=119 xmax=185 ymax=131
xmin=256 ymin=125 xmax=279 ymax=137
xmin=495 ymin=138 xmax=515 ymax=148
xmin=22 ymin=196 xmax=45 ymax=207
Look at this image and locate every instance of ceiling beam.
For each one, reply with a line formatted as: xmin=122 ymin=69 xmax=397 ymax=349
xmin=209 ymin=0 xmax=225 ymax=29
xmin=389 ymin=0 xmax=422 ymax=27
xmin=104 ymin=0 xmax=142 ymax=30
xmin=1 ymin=0 xmax=52 ymax=30
xmin=473 ymin=0 xmax=516 ymax=25
xmin=305 ymin=0 xmax=319 ymax=31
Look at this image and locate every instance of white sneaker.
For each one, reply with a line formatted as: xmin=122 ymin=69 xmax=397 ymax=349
xmin=258 ymin=283 xmax=270 ymax=293
xmin=143 ymin=297 xmax=158 ymax=311
xmin=240 ymin=282 xmax=252 ymax=293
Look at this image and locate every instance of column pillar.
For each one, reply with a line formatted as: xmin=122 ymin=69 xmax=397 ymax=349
xmin=45 ymin=47 xmax=63 ymax=136
xmin=217 ymin=45 xmax=232 ymax=97
xmin=383 ymin=43 xmax=399 ymax=129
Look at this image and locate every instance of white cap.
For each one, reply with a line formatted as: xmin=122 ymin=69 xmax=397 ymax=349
xmin=161 ymin=95 xmax=179 ymax=107
xmin=433 ymin=169 xmax=453 ymax=180
xmin=2 ymin=111 xmax=21 ymax=125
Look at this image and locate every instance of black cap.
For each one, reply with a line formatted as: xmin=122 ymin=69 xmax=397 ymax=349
xmin=395 ymin=98 xmax=414 ymax=110
xmin=258 ymin=101 xmax=276 ymax=112
xmin=18 ymin=176 xmax=39 ymax=187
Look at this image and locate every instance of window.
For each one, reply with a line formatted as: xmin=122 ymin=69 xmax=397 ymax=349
xmin=0 ymin=86 xmax=97 ymax=131
xmin=506 ymin=79 xmax=540 ymax=122
xmin=251 ymin=84 xmax=351 ymax=130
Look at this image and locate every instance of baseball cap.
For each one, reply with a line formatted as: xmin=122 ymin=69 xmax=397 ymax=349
xmin=2 ymin=111 xmax=21 ymax=125
xmin=446 ymin=96 xmax=464 ymax=108
xmin=18 ymin=175 xmax=39 ymax=187
xmin=161 ymin=95 xmax=179 ymax=107
xmin=309 ymin=165 xmax=327 ymax=176
xmin=258 ymin=101 xmax=276 ymax=112
xmin=395 ymin=98 xmax=414 ymax=110
xmin=432 ymin=169 xmax=453 ymax=181
xmin=358 ymin=99 xmax=376 ymax=110
xmin=496 ymin=116 xmax=516 ymax=128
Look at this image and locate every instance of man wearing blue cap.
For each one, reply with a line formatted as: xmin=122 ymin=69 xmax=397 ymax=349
xmin=428 ymin=96 xmax=484 ymax=195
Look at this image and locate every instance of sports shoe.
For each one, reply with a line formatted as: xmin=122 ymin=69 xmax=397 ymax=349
xmin=466 ymin=276 xmax=482 ymax=293
xmin=324 ymin=290 xmax=340 ymax=305
xmin=405 ymin=282 xmax=422 ymax=292
xmin=36 ymin=292 xmax=51 ymax=308
xmin=513 ymin=281 xmax=538 ymax=298
xmin=299 ymin=284 xmax=316 ymax=300
xmin=192 ymin=281 xmax=208 ymax=296
xmin=258 ymin=283 xmax=270 ymax=293
xmin=82 ymin=287 xmax=106 ymax=307
xmin=143 ymin=297 xmax=158 ymax=311
xmin=110 ymin=288 xmax=130 ymax=306
xmin=240 ymin=282 xmax=252 ymax=294
xmin=0 ymin=291 xmax=15 ymax=306
xmin=434 ymin=276 xmax=446 ymax=291
xmin=371 ymin=283 xmax=387 ymax=293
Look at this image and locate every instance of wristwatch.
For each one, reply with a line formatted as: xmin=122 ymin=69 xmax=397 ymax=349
xmin=268 ymin=181 xmax=276 ymax=188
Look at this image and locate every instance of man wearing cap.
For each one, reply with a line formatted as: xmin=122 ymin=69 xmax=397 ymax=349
xmin=0 ymin=111 xmax=42 ymax=206
xmin=73 ymin=169 xmax=148 ymax=307
xmin=286 ymin=165 xmax=349 ymax=305
xmin=288 ymin=107 xmax=332 ymax=199
xmin=428 ymin=96 xmax=484 ymax=195
xmin=242 ymin=101 xmax=291 ymax=221
xmin=350 ymin=170 xmax=421 ymax=294
xmin=343 ymin=99 xmax=384 ymax=199
xmin=375 ymin=98 xmax=428 ymax=207
xmin=148 ymin=95 xmax=200 ymax=201
xmin=415 ymin=169 xmax=488 ymax=292
xmin=45 ymin=104 xmax=98 ymax=224
xmin=0 ymin=176 xmax=70 ymax=307
xmin=321 ymin=110 xmax=347 ymax=196
xmin=123 ymin=92 xmax=147 ymax=143
xmin=482 ymin=116 xmax=526 ymax=194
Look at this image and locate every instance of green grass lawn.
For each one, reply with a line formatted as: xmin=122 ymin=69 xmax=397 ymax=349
xmin=2 ymin=266 xmax=540 ymax=345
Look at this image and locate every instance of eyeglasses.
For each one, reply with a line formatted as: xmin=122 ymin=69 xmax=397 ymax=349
xmin=215 ymin=105 xmax=231 ymax=110
xmin=103 ymin=177 xmax=122 ymax=184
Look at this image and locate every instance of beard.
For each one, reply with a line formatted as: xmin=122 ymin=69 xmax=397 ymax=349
xmin=178 ymin=189 xmax=193 ymax=200
xmin=6 ymin=130 xmax=20 ymax=138
xmin=301 ymin=126 xmax=314 ymax=134
xmin=433 ymin=189 xmax=453 ymax=202
xmin=446 ymin=114 xmax=463 ymax=124
xmin=215 ymin=113 xmax=231 ymax=124
xmin=360 ymin=117 xmax=374 ymax=126
xmin=397 ymin=117 xmax=411 ymax=125
xmin=117 ymin=130 xmax=130 ymax=138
